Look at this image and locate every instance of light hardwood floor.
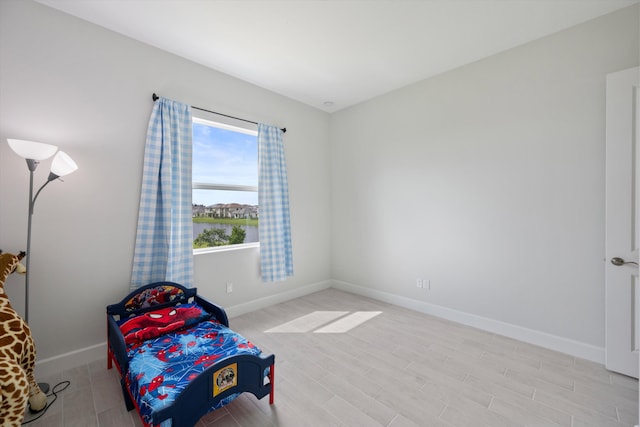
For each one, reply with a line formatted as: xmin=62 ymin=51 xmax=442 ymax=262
xmin=23 ymin=289 xmax=638 ymax=427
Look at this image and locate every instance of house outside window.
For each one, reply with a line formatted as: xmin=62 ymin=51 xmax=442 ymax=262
xmin=192 ymin=117 xmax=259 ymax=251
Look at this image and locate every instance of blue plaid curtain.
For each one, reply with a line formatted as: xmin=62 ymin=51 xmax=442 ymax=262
xmin=131 ymin=97 xmax=194 ymax=290
xmin=258 ymin=124 xmax=293 ymax=282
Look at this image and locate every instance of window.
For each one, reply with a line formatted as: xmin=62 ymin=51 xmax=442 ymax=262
xmin=192 ymin=117 xmax=259 ymax=251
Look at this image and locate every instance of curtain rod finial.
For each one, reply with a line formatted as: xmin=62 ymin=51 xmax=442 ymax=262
xmin=152 ymin=93 xmax=159 ymax=101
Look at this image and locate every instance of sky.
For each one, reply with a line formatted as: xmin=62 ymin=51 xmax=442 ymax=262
xmin=192 ymin=121 xmax=258 ymax=206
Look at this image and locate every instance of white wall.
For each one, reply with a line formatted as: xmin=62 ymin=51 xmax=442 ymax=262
xmin=0 ymin=0 xmax=331 ymax=371
xmin=330 ymin=5 xmax=639 ymax=359
xmin=0 ymin=0 xmax=637 ymax=372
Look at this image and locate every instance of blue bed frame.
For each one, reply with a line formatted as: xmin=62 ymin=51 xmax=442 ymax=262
xmin=106 ymin=282 xmax=275 ymax=427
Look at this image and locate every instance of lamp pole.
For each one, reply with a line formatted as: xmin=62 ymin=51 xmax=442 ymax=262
xmin=23 ymin=158 xmax=57 ymax=324
xmin=24 ymin=160 xmax=36 ymax=324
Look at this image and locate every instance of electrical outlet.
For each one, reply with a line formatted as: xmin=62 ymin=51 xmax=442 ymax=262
xmin=416 ymin=278 xmax=430 ymax=290
xmin=226 ymin=282 xmax=233 ymax=293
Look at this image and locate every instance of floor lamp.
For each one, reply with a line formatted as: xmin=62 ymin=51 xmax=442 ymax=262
xmin=6 ymin=138 xmax=78 ymax=393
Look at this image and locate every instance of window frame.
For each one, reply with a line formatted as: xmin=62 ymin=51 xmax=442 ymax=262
xmin=191 ymin=116 xmax=260 ymax=255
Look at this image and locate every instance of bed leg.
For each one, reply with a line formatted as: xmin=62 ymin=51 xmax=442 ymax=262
xmin=121 ymin=378 xmax=135 ymax=411
xmin=269 ymin=364 xmax=275 ymax=405
xmin=107 ymin=317 xmax=113 ymax=369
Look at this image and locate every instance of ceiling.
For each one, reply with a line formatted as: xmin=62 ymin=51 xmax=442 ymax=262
xmin=35 ymin=0 xmax=639 ymax=112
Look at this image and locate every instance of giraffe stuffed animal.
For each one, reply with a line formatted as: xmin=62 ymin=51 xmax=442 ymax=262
xmin=0 ymin=250 xmax=47 ymax=426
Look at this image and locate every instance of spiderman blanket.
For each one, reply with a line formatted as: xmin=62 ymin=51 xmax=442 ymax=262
xmin=118 ymin=303 xmax=262 ymax=426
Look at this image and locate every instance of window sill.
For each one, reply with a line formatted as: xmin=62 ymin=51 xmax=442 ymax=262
xmin=193 ymin=242 xmax=259 ymax=256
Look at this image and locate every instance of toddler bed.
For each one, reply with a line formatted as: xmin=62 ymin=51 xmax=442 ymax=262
xmin=106 ymin=282 xmax=275 ymax=427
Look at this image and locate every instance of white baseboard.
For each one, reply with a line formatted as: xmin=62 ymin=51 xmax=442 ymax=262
xmin=34 ymin=280 xmax=332 ymax=376
xmin=332 ymin=279 xmax=605 ymax=364
xmin=226 ymin=280 xmax=332 ymax=318
xmin=35 ymin=342 xmax=107 ymax=379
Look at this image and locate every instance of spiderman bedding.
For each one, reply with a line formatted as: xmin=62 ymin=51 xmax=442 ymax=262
xmin=121 ymin=305 xmax=260 ymax=426
xmin=107 ymin=282 xmax=275 ymax=427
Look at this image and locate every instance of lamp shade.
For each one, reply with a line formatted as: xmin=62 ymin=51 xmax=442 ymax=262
xmin=7 ymin=139 xmax=57 ymax=160
xmin=50 ymin=151 xmax=78 ymax=178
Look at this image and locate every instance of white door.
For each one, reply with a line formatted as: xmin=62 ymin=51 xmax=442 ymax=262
xmin=605 ymin=66 xmax=640 ymax=378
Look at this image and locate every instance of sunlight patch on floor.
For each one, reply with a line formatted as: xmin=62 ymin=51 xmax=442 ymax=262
xmin=264 ymin=311 xmax=348 ymax=333
xmin=314 ymin=311 xmax=382 ymax=333
xmin=265 ymin=311 xmax=382 ymax=334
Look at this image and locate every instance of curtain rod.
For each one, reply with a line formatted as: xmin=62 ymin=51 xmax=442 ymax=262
xmin=152 ymin=93 xmax=286 ymax=133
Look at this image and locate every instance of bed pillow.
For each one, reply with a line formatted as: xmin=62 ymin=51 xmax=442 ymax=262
xmin=118 ymin=303 xmax=211 ymax=344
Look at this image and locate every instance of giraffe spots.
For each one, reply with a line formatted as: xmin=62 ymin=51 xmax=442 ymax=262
xmin=11 ymin=342 xmax=23 ymax=355
xmin=8 ymin=320 xmax=23 ymax=331
xmin=0 ymin=311 xmax=14 ymax=321
xmin=12 ymin=331 xmax=26 ymax=343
